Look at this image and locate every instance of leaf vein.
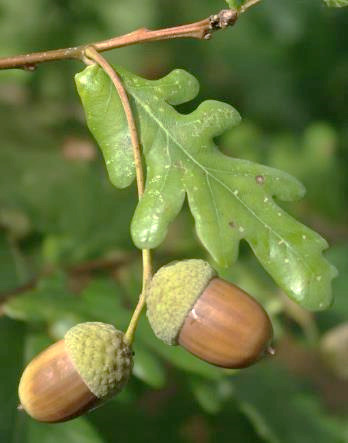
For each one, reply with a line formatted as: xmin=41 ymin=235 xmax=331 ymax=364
xmin=130 ymin=90 xmax=313 ymax=276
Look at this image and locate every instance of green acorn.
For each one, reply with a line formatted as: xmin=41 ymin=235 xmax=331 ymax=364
xmin=146 ymin=259 xmax=273 ymax=369
xmin=18 ymin=322 xmax=133 ymax=423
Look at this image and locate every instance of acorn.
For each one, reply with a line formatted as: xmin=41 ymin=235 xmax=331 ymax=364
xmin=18 ymin=322 xmax=133 ymax=423
xmin=146 ymin=259 xmax=273 ymax=368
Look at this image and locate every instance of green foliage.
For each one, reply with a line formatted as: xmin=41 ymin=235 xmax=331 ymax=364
xmin=316 ymin=244 xmax=348 ymax=330
xmin=3 ymin=274 xmax=130 ymax=331
xmin=26 ymin=417 xmax=104 ymax=443
xmin=0 ymin=232 xmax=23 ymax=293
xmin=0 ymin=318 xmax=25 ymax=442
xmin=1 ymin=1 xmax=348 ymax=442
xmin=0 ymin=144 xmax=136 ymax=265
xmin=324 ymin=0 xmax=348 ymax=6
xmin=75 ymin=65 xmax=337 ymax=310
xmin=132 ymin=344 xmax=167 ymax=389
xmin=224 ymin=0 xmax=247 ymax=9
xmin=234 ymin=363 xmax=347 ymax=443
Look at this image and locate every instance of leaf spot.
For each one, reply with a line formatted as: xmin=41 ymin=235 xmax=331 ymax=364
xmin=284 ymin=258 xmax=290 ymax=263
xmin=238 ymin=226 xmax=245 ymax=233
xmin=264 ymin=197 xmax=269 ymax=203
xmin=316 ymin=275 xmax=322 ymax=281
xmin=255 ymin=175 xmax=265 ymax=185
xmin=277 ymin=212 xmax=282 ymax=216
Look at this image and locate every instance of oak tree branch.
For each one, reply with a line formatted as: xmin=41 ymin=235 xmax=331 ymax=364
xmin=0 ymin=9 xmax=239 ymax=70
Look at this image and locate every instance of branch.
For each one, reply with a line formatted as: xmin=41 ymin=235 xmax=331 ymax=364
xmin=0 ymin=9 xmax=239 ymax=71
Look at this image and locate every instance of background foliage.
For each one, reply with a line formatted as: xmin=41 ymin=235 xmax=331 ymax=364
xmin=0 ymin=0 xmax=347 ymax=442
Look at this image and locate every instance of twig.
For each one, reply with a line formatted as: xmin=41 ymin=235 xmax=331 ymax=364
xmin=125 ymin=249 xmax=152 ymax=344
xmin=0 ymin=9 xmax=239 ymax=70
xmin=82 ymin=47 xmax=151 ymax=345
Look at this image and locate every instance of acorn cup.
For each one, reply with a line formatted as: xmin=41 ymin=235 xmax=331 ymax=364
xmin=18 ymin=322 xmax=133 ymax=423
xmin=146 ymin=259 xmax=274 ymax=369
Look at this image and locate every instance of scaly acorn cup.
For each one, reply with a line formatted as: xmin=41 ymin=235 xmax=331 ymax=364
xmin=146 ymin=259 xmax=273 ymax=369
xmin=18 ymin=322 xmax=133 ymax=423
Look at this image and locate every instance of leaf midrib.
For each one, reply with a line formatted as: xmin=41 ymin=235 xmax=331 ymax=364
xmin=130 ymin=89 xmax=314 ymax=277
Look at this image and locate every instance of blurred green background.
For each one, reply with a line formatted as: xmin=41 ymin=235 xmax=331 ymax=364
xmin=0 ymin=0 xmax=348 ymax=442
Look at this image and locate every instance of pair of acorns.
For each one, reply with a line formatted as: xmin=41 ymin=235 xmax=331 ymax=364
xmin=18 ymin=259 xmax=273 ymax=423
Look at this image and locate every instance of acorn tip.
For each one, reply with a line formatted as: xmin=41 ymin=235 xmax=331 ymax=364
xmin=267 ymin=346 xmax=276 ymax=356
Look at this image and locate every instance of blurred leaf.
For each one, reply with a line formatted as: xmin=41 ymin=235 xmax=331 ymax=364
xmin=326 ymin=245 xmax=348 ymax=317
xmin=26 ymin=418 xmax=104 ymax=443
xmin=76 ymin=65 xmax=337 ymax=310
xmin=3 ymin=274 xmax=130 ymax=334
xmin=189 ymin=377 xmax=234 ymax=414
xmin=0 ymin=231 xmax=22 ymax=293
xmin=132 ymin=344 xmax=167 ymax=389
xmin=77 ymin=278 xmax=130 ymax=331
xmin=320 ymin=322 xmax=348 ymax=380
xmin=324 ymin=0 xmax=348 ymax=6
xmin=316 ymin=244 xmax=348 ymax=329
xmin=233 ymin=363 xmax=346 ymax=443
xmin=3 ymin=273 xmax=83 ymax=325
xmin=190 ymin=378 xmax=223 ymax=414
xmin=0 ymin=144 xmax=135 ymax=266
xmin=225 ymin=0 xmax=246 ymax=8
xmin=22 ymin=330 xmax=52 ymax=363
xmin=268 ymin=123 xmax=344 ymax=219
xmin=221 ymin=121 xmax=265 ymax=163
xmin=0 ymin=318 xmax=25 ymax=442
xmin=0 ymin=208 xmax=31 ymax=239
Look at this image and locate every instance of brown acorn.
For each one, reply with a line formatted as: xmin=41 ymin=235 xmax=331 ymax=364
xmin=18 ymin=322 xmax=133 ymax=423
xmin=146 ymin=259 xmax=273 ymax=368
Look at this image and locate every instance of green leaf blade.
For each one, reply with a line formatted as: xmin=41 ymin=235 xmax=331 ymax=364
xmin=225 ymin=0 xmax=247 ymax=9
xmin=75 ymin=66 xmax=135 ymax=189
xmin=75 ymin=65 xmax=336 ymax=310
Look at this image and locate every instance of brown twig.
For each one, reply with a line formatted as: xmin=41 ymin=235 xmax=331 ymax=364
xmin=0 ymin=9 xmax=239 ymax=71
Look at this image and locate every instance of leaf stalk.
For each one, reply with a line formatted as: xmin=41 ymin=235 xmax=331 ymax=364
xmin=83 ymin=46 xmax=151 ymax=345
